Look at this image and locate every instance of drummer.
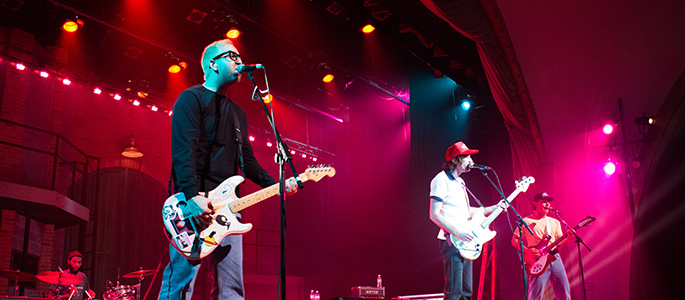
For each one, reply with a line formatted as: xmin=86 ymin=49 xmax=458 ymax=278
xmin=49 ymin=251 xmax=94 ymax=300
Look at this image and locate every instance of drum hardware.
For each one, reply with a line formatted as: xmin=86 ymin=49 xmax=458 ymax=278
xmin=0 ymin=269 xmax=37 ymax=296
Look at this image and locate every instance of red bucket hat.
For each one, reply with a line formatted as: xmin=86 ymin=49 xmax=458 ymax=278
xmin=445 ymin=141 xmax=479 ymax=161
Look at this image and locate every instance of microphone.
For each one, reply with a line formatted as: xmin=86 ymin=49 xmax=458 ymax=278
xmin=549 ymin=208 xmax=560 ymax=215
xmin=468 ymin=163 xmax=492 ymax=171
xmin=236 ymin=64 xmax=263 ymax=73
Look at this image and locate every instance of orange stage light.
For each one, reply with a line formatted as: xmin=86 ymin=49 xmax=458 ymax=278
xmin=322 ymin=74 xmax=334 ymax=83
xmin=226 ymin=28 xmax=241 ymax=39
xmin=63 ymin=19 xmax=84 ymax=33
xmin=168 ymin=64 xmax=182 ymax=73
xmin=361 ymin=24 xmax=375 ymax=34
xmin=263 ymin=94 xmax=273 ymax=104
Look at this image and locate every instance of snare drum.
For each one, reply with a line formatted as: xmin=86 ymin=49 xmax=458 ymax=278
xmin=103 ymin=285 xmax=136 ymax=300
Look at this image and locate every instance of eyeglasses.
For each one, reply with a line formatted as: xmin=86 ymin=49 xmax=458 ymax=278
xmin=211 ymin=50 xmax=241 ymax=63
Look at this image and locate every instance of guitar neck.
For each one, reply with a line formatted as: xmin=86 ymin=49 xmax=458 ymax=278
xmin=480 ymin=189 xmax=522 ymax=228
xmin=542 ymin=223 xmax=583 ymax=252
xmin=229 ymin=174 xmax=307 ymax=213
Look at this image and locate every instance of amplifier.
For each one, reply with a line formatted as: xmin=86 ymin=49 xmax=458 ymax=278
xmin=351 ymin=286 xmax=385 ymax=299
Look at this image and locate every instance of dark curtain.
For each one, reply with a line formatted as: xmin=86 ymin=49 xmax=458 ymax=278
xmin=419 ymin=0 xmax=547 ymax=216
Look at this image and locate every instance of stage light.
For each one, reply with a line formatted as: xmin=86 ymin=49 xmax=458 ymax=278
xmin=226 ymin=28 xmax=241 ymax=39
xmin=93 ymin=87 xmax=102 ymax=94
xmin=361 ymin=24 xmax=375 ymax=34
xmin=39 ymin=71 xmax=49 ymax=78
xmin=137 ymin=91 xmax=149 ymax=98
xmin=168 ymin=65 xmax=181 ymax=73
xmin=461 ymin=100 xmax=471 ymax=111
xmin=62 ymin=18 xmax=84 ymax=33
xmin=151 ymin=105 xmax=158 ymax=112
xmin=62 ymin=78 xmax=71 ymax=85
xmin=15 ymin=63 xmax=25 ymax=70
xmin=301 ymin=154 xmax=307 ymax=158
xmin=168 ymin=111 xmax=173 ymax=116
xmin=132 ymin=100 xmax=140 ymax=106
xmin=603 ymin=161 xmax=616 ymax=175
xmin=290 ymin=150 xmax=296 ymax=155
xmin=322 ymin=74 xmax=334 ymax=83
xmin=267 ymin=142 xmax=273 ymax=147
xmin=113 ymin=94 xmax=122 ymax=100
xmin=602 ymin=123 xmax=615 ymax=135
xmin=249 ymin=136 xmax=255 ymax=142
xmin=312 ymin=157 xmax=318 ymax=162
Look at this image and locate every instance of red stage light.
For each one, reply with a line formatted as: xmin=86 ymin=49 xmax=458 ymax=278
xmin=133 ymin=100 xmax=140 ymax=106
xmin=249 ymin=136 xmax=255 ymax=142
xmin=290 ymin=150 xmax=295 ymax=155
xmin=301 ymin=154 xmax=307 ymax=158
xmin=226 ymin=28 xmax=241 ymax=39
xmin=312 ymin=157 xmax=318 ymax=162
xmin=151 ymin=105 xmax=159 ymax=112
xmin=15 ymin=63 xmax=26 ymax=70
xmin=62 ymin=78 xmax=71 ymax=85
xmin=40 ymin=71 xmax=49 ymax=78
xmin=266 ymin=142 xmax=273 ymax=147
xmin=322 ymin=74 xmax=334 ymax=83
xmin=93 ymin=87 xmax=102 ymax=94
xmin=168 ymin=111 xmax=173 ymax=116
xmin=114 ymin=94 xmax=122 ymax=100
xmin=361 ymin=24 xmax=375 ymax=34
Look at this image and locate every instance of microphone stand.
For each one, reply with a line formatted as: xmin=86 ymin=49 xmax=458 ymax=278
xmin=553 ymin=210 xmax=591 ymax=300
xmin=477 ymin=169 xmax=534 ymax=300
xmin=246 ymin=68 xmax=303 ymax=300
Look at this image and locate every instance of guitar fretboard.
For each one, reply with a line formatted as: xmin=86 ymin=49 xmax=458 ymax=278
xmin=480 ymin=190 xmax=521 ymax=229
xmin=229 ymin=174 xmax=307 ymax=212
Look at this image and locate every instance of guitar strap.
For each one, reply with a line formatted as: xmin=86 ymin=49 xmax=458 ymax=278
xmin=231 ymin=103 xmax=245 ymax=176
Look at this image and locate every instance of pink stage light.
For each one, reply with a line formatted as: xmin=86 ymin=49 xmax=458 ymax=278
xmin=93 ymin=88 xmax=102 ymax=94
xmin=15 ymin=63 xmax=26 ymax=70
xmin=151 ymin=105 xmax=158 ymax=111
xmin=301 ymin=154 xmax=307 ymax=158
xmin=604 ymin=162 xmax=617 ymax=175
xmin=168 ymin=111 xmax=173 ymax=116
xmin=249 ymin=136 xmax=255 ymax=142
xmin=602 ymin=123 xmax=614 ymax=135
xmin=133 ymin=100 xmax=140 ymax=106
xmin=40 ymin=71 xmax=49 ymax=78
xmin=62 ymin=78 xmax=71 ymax=85
xmin=266 ymin=142 xmax=273 ymax=147
xmin=290 ymin=150 xmax=295 ymax=155
xmin=312 ymin=157 xmax=318 ymax=162
xmin=113 ymin=94 xmax=122 ymax=100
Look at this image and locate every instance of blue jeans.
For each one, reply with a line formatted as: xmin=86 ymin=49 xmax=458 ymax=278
xmin=528 ymin=253 xmax=571 ymax=300
xmin=158 ymin=235 xmax=244 ymax=300
xmin=440 ymin=239 xmax=473 ymax=300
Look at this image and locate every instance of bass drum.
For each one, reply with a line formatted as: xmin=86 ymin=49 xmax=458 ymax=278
xmin=103 ymin=285 xmax=136 ymax=300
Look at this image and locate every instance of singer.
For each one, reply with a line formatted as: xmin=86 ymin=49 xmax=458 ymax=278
xmin=429 ymin=141 xmax=507 ymax=300
xmin=159 ymin=38 xmax=298 ymax=300
xmin=511 ymin=192 xmax=571 ymax=300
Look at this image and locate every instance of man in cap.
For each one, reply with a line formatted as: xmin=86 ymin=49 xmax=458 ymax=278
xmin=49 ymin=251 xmax=93 ymax=300
xmin=429 ymin=141 xmax=507 ymax=300
xmin=511 ymin=192 xmax=571 ymax=300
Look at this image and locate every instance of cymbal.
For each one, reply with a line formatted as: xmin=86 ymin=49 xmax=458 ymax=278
xmin=0 ymin=269 xmax=36 ymax=282
xmin=36 ymin=271 xmax=83 ymax=285
xmin=123 ymin=269 xmax=156 ymax=278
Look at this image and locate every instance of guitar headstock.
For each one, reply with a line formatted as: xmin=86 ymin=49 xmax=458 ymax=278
xmin=515 ymin=176 xmax=536 ymax=193
xmin=303 ymin=165 xmax=336 ymax=182
xmin=578 ymin=216 xmax=596 ymax=228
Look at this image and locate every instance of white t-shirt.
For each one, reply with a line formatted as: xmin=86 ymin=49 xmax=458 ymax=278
xmin=430 ymin=170 xmax=471 ymax=240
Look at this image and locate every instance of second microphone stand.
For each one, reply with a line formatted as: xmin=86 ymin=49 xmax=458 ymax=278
xmin=477 ymin=169 xmax=534 ymax=300
xmin=246 ymin=69 xmax=304 ymax=300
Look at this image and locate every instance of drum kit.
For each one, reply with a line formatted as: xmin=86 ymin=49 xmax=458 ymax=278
xmin=0 ymin=268 xmax=156 ymax=300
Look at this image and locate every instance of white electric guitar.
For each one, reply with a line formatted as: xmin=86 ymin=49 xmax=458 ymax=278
xmin=162 ymin=165 xmax=336 ymax=260
xmin=450 ymin=176 xmax=535 ymax=260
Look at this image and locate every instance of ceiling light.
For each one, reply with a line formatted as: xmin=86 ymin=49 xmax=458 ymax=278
xmin=121 ymin=137 xmax=143 ymax=158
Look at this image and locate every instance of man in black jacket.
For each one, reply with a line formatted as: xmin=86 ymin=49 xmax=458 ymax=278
xmin=159 ymin=38 xmax=297 ymax=300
